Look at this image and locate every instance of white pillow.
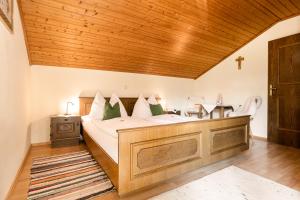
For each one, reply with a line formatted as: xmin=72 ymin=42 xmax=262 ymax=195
xmin=148 ymin=95 xmax=158 ymax=105
xmin=89 ymin=91 xmax=106 ymax=120
xmin=132 ymin=94 xmax=152 ymax=119
xmin=109 ymin=93 xmax=128 ymax=117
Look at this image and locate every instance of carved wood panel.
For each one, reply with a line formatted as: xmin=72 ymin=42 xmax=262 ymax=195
xmin=57 ymin=123 xmax=74 ymax=133
xmin=131 ymin=132 xmax=202 ymax=178
xmin=137 ymin=139 xmax=198 ymax=169
xmin=210 ymin=125 xmax=247 ymax=154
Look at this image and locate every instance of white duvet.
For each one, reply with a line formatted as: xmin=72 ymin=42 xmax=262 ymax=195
xmin=87 ymin=117 xmax=156 ymax=138
xmin=144 ymin=114 xmax=199 ymax=124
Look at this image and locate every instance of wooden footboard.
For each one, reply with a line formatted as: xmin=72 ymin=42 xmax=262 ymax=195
xmin=117 ymin=116 xmax=250 ymax=196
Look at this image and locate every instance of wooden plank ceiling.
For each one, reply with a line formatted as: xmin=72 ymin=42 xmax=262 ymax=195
xmin=19 ymin=0 xmax=300 ymax=79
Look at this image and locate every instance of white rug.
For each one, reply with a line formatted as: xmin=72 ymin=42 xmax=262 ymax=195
xmin=150 ymin=166 xmax=300 ymax=200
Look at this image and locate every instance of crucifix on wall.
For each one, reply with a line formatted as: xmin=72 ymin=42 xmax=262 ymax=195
xmin=235 ymin=56 xmax=244 ymax=70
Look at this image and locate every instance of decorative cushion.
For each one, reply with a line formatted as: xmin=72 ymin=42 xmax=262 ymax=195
xmin=148 ymin=95 xmax=158 ymax=105
xmin=149 ymin=103 xmax=164 ymax=116
xmin=109 ymin=93 xmax=128 ymax=117
xmin=89 ymin=91 xmax=106 ymax=120
xmin=103 ymin=102 xmax=121 ymax=120
xmin=132 ymin=94 xmax=152 ymax=119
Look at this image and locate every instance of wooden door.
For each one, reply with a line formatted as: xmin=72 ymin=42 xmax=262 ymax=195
xmin=268 ymin=33 xmax=300 ymax=148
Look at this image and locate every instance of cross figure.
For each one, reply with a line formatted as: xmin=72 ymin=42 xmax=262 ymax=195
xmin=235 ymin=56 xmax=244 ymax=70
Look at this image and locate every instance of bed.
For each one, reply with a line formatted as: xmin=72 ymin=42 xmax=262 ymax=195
xmin=80 ymin=97 xmax=250 ymax=196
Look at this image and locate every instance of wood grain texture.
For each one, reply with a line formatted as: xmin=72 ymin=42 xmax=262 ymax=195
xmin=210 ymin=125 xmax=247 ymax=154
xmin=268 ymin=33 xmax=300 ymax=148
xmin=136 ymin=137 xmax=199 ymax=170
xmin=132 ymin=132 xmax=202 ymax=177
xmin=18 ymin=0 xmax=300 ymax=79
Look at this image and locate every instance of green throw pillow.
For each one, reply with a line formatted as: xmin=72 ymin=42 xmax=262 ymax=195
xmin=149 ymin=104 xmax=164 ymax=116
xmin=103 ymin=101 xmax=121 ymax=120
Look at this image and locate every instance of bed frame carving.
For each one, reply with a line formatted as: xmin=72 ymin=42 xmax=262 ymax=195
xmin=210 ymin=125 xmax=247 ymax=154
xmin=132 ymin=132 xmax=201 ymax=177
xmin=80 ymin=97 xmax=250 ymax=196
xmin=136 ymin=138 xmax=198 ymax=169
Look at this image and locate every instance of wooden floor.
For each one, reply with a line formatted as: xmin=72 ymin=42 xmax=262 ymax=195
xmin=7 ymin=139 xmax=300 ymax=200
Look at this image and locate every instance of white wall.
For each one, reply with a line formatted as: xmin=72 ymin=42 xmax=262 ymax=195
xmin=0 ymin=2 xmax=31 ymax=199
xmin=194 ymin=16 xmax=300 ymax=138
xmin=31 ymin=66 xmax=194 ymax=143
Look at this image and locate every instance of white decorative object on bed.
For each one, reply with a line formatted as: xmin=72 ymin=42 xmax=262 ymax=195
xmin=89 ymin=91 xmax=106 ymax=120
xmin=148 ymin=95 xmax=158 ymax=105
xmin=132 ymin=94 xmax=152 ymax=119
xmin=109 ymin=93 xmax=128 ymax=117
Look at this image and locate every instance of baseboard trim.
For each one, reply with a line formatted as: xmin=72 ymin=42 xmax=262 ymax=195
xmin=31 ymin=141 xmax=51 ymax=146
xmin=5 ymin=144 xmax=31 ymax=200
xmin=253 ymin=135 xmax=267 ymax=141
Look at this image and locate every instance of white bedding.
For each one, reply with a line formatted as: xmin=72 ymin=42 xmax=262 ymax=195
xmin=81 ymin=116 xmax=119 ymax=163
xmin=144 ymin=114 xmax=199 ymax=124
xmin=83 ymin=116 xmax=156 ymax=138
xmin=81 ymin=114 xmax=200 ymax=164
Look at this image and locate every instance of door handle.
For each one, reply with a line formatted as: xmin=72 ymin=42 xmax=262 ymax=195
xmin=269 ymin=84 xmax=277 ymax=96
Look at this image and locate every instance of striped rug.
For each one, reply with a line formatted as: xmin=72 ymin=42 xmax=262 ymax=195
xmin=28 ymin=150 xmax=115 ymax=200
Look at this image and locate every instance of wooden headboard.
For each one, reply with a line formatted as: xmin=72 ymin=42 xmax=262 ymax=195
xmin=79 ymin=97 xmax=145 ymax=116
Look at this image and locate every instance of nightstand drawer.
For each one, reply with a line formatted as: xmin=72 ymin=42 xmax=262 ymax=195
xmin=57 ymin=122 xmax=74 ymax=133
xmin=54 ymin=122 xmax=77 ymax=139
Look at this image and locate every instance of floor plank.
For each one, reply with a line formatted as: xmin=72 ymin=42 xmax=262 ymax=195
xmin=7 ymin=140 xmax=300 ymax=200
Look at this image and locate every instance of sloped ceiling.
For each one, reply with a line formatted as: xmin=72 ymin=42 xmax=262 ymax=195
xmin=18 ymin=0 xmax=300 ymax=79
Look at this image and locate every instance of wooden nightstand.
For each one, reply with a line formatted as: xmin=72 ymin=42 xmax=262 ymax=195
xmin=50 ymin=115 xmax=81 ymax=147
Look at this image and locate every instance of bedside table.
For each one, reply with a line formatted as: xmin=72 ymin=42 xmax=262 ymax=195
xmin=50 ymin=115 xmax=81 ymax=147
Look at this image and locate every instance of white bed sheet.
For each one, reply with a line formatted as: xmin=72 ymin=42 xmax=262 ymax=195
xmin=81 ymin=114 xmax=201 ymax=164
xmin=82 ymin=116 xmax=119 ymax=163
xmin=144 ymin=114 xmax=200 ymax=124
